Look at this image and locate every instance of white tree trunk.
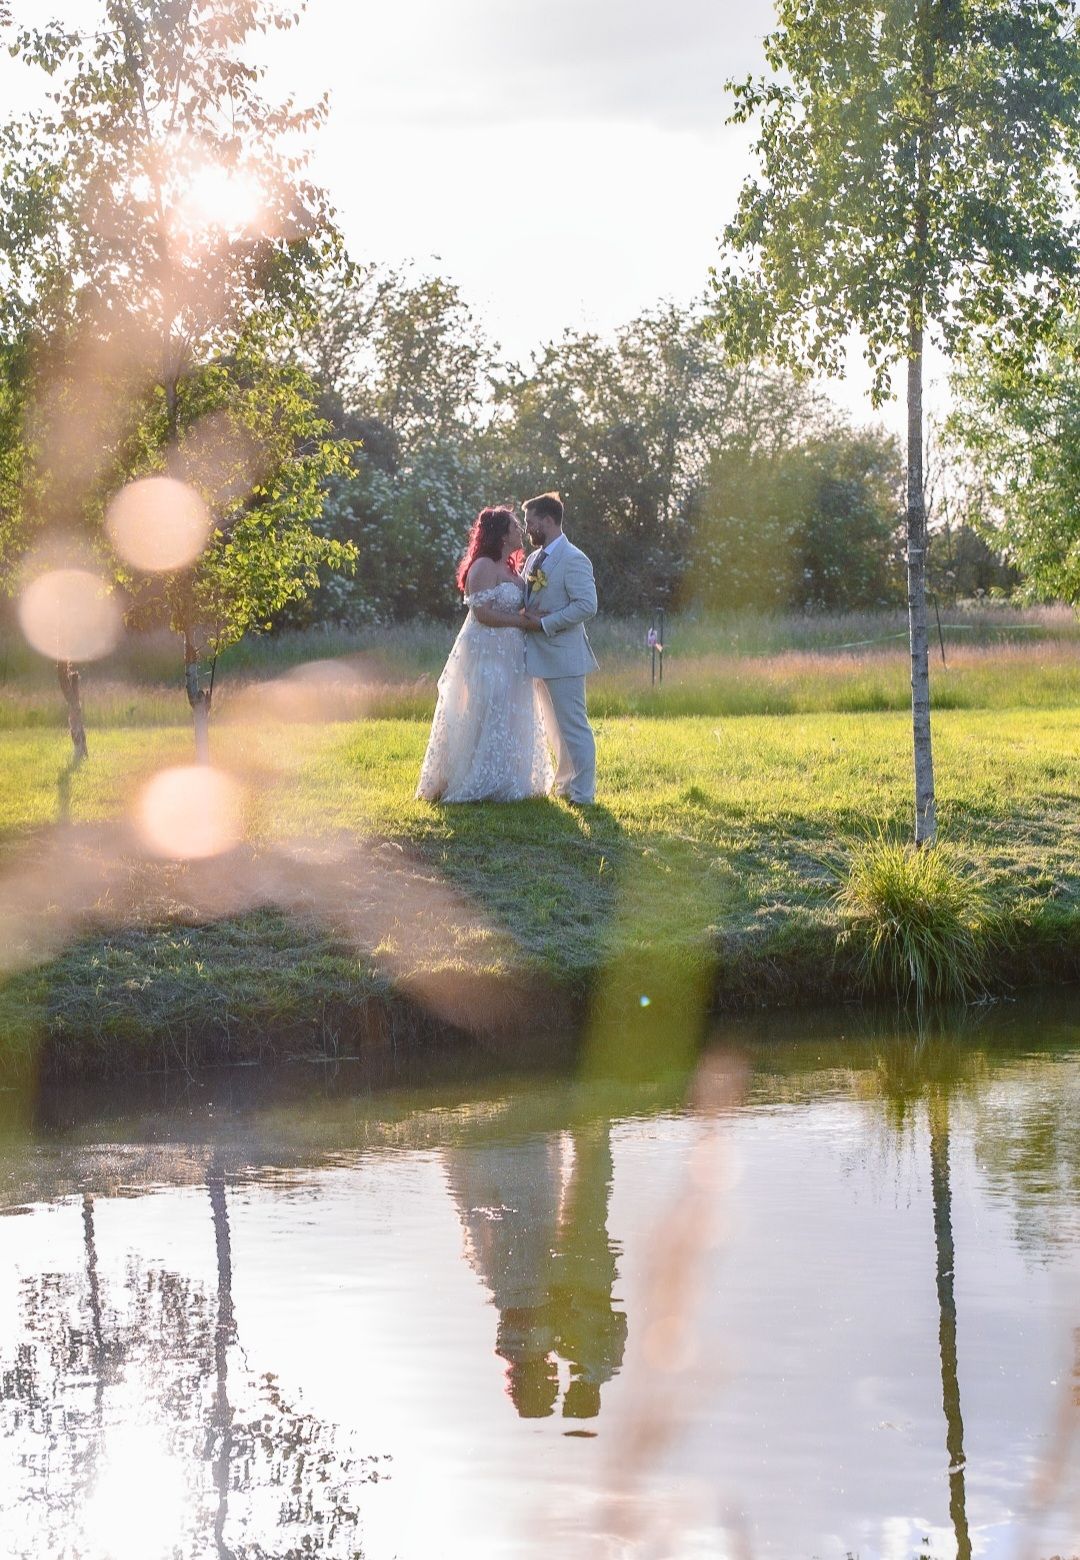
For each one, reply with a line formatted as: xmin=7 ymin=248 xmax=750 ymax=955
xmin=907 ymin=326 xmax=936 ymax=845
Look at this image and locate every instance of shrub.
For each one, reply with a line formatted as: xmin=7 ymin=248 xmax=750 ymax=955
xmin=834 ymin=837 xmax=994 ymax=1006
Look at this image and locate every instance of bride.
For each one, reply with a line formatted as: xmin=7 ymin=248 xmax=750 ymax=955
xmin=416 ymin=506 xmax=554 ymax=803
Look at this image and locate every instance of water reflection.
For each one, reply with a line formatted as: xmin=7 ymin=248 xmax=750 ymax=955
xmin=1 ymin=1171 xmax=381 ymax=1558
xmin=928 ymin=1094 xmax=970 ymax=1560
xmin=0 ymin=1004 xmax=1078 ymax=1558
xmin=208 ymin=1169 xmax=234 ymax=1558
xmin=447 ymin=1122 xmax=626 ymax=1420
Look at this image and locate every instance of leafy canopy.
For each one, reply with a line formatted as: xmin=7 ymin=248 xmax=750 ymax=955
xmin=714 ymin=0 xmax=1080 ymax=399
xmin=0 ymin=0 xmax=354 ymax=649
xmin=950 ymin=318 xmax=1080 ymax=602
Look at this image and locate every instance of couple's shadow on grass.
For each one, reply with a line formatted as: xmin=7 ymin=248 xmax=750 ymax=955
xmin=441 ymin=795 xmax=619 ymax=827
xmin=432 ymin=796 xmax=626 ymax=953
xmin=437 ymin=794 xmax=623 ymax=850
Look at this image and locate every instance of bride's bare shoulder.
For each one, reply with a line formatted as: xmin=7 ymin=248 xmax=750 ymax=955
xmin=466 ymin=557 xmax=501 ymax=593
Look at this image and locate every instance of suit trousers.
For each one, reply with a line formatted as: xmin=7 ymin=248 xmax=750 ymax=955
xmin=538 ymin=675 xmax=596 ymax=803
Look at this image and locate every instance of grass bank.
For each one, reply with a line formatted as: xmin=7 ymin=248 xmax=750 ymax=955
xmin=3 ymin=706 xmax=1080 ymax=1079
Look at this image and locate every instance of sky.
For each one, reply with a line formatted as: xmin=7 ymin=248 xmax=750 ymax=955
xmin=0 ymin=0 xmax=933 ymax=431
xmin=255 ymin=0 xmax=768 ymax=361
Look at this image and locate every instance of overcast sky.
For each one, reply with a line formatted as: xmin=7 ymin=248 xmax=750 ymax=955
xmin=256 ymin=0 xmax=770 ymax=362
xmin=1 ymin=0 xmax=924 ymax=429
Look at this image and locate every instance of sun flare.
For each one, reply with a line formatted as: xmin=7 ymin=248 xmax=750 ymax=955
xmin=181 ymin=163 xmax=266 ymax=234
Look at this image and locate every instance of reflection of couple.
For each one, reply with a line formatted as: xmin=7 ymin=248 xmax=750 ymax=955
xmin=445 ymin=1123 xmax=627 ymax=1419
xmin=416 ymin=492 xmax=599 ymax=807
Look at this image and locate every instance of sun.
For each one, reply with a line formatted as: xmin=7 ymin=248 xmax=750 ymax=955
xmin=182 ymin=162 xmax=266 ymax=234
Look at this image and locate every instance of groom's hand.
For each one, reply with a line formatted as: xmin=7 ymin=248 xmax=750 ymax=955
xmin=519 ymin=608 xmax=546 ymax=632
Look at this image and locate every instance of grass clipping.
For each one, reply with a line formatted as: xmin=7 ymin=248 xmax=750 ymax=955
xmin=834 ymin=837 xmax=998 ymax=1006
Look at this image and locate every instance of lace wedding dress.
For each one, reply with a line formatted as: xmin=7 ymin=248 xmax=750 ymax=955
xmin=416 ymin=581 xmax=554 ymax=803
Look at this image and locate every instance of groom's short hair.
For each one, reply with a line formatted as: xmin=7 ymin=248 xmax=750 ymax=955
xmin=524 ymin=491 xmax=564 ymax=526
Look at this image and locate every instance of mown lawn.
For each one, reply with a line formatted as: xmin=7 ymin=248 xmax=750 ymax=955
xmin=2 ymin=705 xmax=1080 ymax=1077
xmin=284 ymin=707 xmax=1080 ymax=953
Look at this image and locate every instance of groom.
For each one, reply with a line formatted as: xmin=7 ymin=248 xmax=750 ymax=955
xmin=519 ymin=492 xmax=599 ymax=806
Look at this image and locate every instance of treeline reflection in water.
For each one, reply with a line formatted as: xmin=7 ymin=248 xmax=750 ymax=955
xmin=0 ymin=1002 xmax=1078 ymax=1559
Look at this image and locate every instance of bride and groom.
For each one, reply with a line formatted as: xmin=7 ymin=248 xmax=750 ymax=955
xmin=416 ymin=492 xmax=598 ymax=806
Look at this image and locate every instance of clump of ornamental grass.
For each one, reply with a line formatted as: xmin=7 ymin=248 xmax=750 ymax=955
xmin=834 ymin=836 xmax=995 ymax=1007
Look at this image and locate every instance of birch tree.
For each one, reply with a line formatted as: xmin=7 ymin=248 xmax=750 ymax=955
xmin=713 ymin=0 xmax=1080 ymax=843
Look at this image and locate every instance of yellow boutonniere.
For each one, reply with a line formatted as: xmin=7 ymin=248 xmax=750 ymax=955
xmin=529 ymin=567 xmax=549 ymax=593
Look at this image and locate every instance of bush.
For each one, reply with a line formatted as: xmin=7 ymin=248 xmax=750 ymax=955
xmin=684 ymin=430 xmax=905 ymax=613
xmin=834 ymin=837 xmax=995 ymax=1006
xmin=282 ymin=441 xmax=493 ymax=627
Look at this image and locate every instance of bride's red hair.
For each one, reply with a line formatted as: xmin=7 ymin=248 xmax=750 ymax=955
xmin=456 ymin=506 xmax=523 ymax=593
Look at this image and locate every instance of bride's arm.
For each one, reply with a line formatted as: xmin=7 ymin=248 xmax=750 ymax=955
xmin=471 ymin=600 xmax=543 ymax=630
xmin=464 ymin=560 xmax=541 ymax=628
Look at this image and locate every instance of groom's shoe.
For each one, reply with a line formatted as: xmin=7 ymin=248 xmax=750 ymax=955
xmin=564 ymin=795 xmax=595 ymax=809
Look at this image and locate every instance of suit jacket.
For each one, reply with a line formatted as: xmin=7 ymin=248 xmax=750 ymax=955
xmin=522 ymin=538 xmax=600 ymax=679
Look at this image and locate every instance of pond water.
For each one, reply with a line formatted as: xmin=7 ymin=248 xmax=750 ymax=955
xmin=1 ymin=1001 xmax=1078 ymax=1560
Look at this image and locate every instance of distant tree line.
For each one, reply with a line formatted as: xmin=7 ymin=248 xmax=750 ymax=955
xmin=287 ymin=268 xmax=1012 ymax=625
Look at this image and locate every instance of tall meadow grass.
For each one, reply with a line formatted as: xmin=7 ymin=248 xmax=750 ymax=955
xmin=1 ymin=603 xmax=1076 ymax=730
xmin=834 ymin=837 xmax=998 ymax=1005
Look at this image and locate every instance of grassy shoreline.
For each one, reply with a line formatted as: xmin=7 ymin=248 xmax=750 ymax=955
xmin=7 ymin=905 xmax=1080 ymax=1086
xmin=4 ymin=704 xmax=1080 ymax=1080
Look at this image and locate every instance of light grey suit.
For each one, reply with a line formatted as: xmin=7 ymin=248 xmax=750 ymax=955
xmin=522 ymin=535 xmax=599 ymax=804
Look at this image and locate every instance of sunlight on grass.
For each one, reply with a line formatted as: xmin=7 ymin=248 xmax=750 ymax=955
xmin=3 ymin=704 xmax=1080 ymax=1065
xmin=2 ymin=607 xmax=1078 ymax=729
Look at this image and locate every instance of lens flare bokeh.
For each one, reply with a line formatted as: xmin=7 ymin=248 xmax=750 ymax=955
xmin=106 ymin=476 xmax=212 ymax=573
xmin=17 ymin=568 xmax=123 ymax=662
xmin=134 ymin=766 xmax=246 ymax=861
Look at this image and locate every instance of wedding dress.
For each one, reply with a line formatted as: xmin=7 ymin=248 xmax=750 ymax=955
xmin=416 ymin=581 xmax=554 ymax=803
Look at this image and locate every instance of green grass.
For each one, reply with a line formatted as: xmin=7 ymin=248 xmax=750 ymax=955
xmin=834 ymin=835 xmax=997 ymax=1005
xmin=2 ymin=604 xmax=1078 ymax=728
xmin=3 ymin=702 xmax=1080 ymax=1075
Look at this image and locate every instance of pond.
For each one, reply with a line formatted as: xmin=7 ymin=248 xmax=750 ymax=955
xmin=1 ymin=999 xmax=1078 ymax=1560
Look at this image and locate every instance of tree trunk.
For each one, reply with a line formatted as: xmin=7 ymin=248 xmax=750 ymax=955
xmin=907 ymin=0 xmax=938 ymax=846
xmin=907 ymin=322 xmax=936 ymax=845
xmin=184 ymin=628 xmax=211 ymax=765
xmin=929 ymin=1093 xmax=971 ymax=1560
xmin=57 ymin=660 xmax=89 ymax=763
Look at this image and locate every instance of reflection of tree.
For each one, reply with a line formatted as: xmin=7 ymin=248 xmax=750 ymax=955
xmin=928 ymin=1092 xmax=971 ymax=1560
xmin=962 ymin=1048 xmax=1080 ymax=1537
xmin=0 ymin=1178 xmax=382 ymax=1558
xmin=208 ymin=1170 xmax=236 ymax=1559
xmin=864 ymin=1030 xmax=981 ymax=1560
xmin=81 ymin=1190 xmax=108 ymax=1512
xmin=82 ymin=1195 xmax=106 ymax=1399
xmin=970 ymin=1054 xmax=1080 ymax=1260
xmin=891 ymin=1039 xmax=1080 ymax=1556
xmin=446 ymin=1123 xmax=627 ymax=1420
xmin=0 ymin=1241 xmax=209 ymax=1556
